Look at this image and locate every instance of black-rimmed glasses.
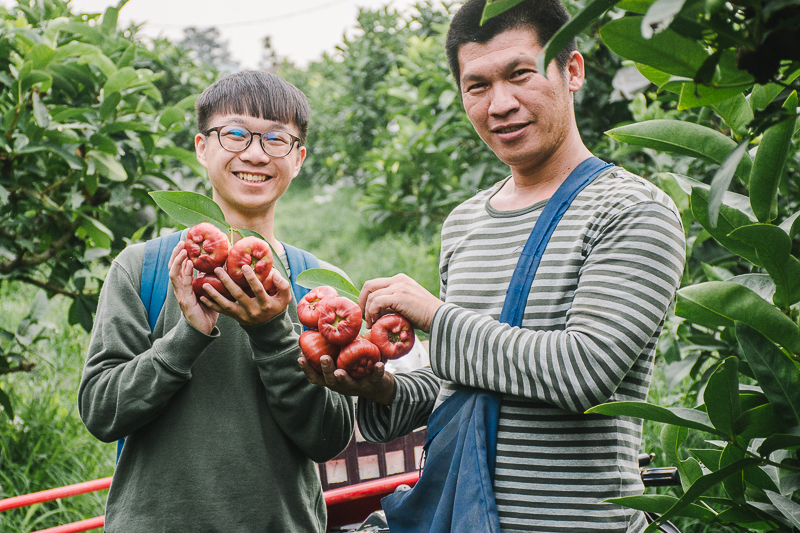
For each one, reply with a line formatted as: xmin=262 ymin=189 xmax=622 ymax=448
xmin=203 ymin=125 xmax=300 ymax=157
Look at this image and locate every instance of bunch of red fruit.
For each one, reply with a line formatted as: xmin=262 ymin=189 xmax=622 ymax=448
xmin=185 ymin=222 xmax=275 ymax=301
xmin=297 ymin=286 xmax=415 ymax=379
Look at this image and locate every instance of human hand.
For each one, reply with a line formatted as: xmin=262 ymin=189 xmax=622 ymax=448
xmin=358 ymin=273 xmax=443 ymax=333
xmin=198 ymin=265 xmax=292 ymax=327
xmin=168 ymin=240 xmax=219 ymax=335
xmin=298 ymin=354 xmax=396 ymax=406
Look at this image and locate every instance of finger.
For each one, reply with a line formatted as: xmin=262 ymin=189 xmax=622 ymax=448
xmin=167 ymin=241 xmax=185 ymax=271
xmin=358 ymin=277 xmax=392 ymax=313
xmin=369 ymin=362 xmax=385 ymax=383
xmin=319 ymin=355 xmax=339 ymax=387
xmin=240 ymin=264 xmax=268 ymax=300
xmin=298 ymin=357 xmax=324 ymax=385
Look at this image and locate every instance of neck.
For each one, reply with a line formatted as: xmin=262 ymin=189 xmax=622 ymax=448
xmin=493 ymin=135 xmax=593 ymax=211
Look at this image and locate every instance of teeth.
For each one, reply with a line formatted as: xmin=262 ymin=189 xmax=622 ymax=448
xmin=498 ymin=125 xmax=524 ymax=134
xmin=236 ymin=172 xmax=269 ymax=183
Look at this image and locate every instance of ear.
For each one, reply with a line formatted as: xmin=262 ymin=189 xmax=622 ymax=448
xmin=195 ymin=132 xmax=209 ymax=169
xmin=566 ymin=51 xmax=585 ymax=93
xmin=291 ymin=145 xmax=307 ymax=178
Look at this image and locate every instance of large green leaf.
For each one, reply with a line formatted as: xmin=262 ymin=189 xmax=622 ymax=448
xmin=641 ymin=0 xmax=688 ymax=38
xmin=87 ymin=150 xmax=127 ymax=182
xmin=154 ymin=146 xmax=206 ymax=178
xmin=757 ymin=430 xmax=800 ymax=457
xmin=149 ymin=191 xmax=228 ymax=233
xmin=765 ymin=491 xmax=800 ymax=529
xmin=605 ymin=120 xmax=752 ymax=181
xmin=586 ymin=402 xmax=722 ymax=435
xmin=704 ymin=357 xmax=740 ymax=438
xmin=600 ymin=16 xmax=709 ymax=78
xmin=690 ymin=190 xmax=761 ymax=267
xmin=605 ymin=494 xmax=716 ymax=520
xmin=734 ymin=403 xmax=784 ymax=442
xmin=728 ymin=224 xmax=800 ymax=309
xmin=749 ymin=91 xmax=798 ymax=223
xmin=736 ymin=324 xmax=800 ymax=431
xmin=712 ymin=93 xmax=754 ymax=137
xmin=537 ymin=0 xmax=621 ymax=75
xmin=663 ymin=424 xmax=704 ymax=490
xmin=720 ymin=444 xmax=746 ymax=503
xmin=480 ymin=0 xmax=528 ymax=23
xmin=707 ymin=140 xmax=749 ymax=227
xmin=677 ymin=282 xmax=800 ymax=352
xmin=296 ymin=268 xmax=361 ymax=304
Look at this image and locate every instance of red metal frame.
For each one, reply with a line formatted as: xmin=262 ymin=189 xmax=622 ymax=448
xmin=0 ymin=471 xmax=419 ymax=532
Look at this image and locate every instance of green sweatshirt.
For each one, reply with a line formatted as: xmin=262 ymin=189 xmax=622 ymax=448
xmin=78 ymin=240 xmax=355 ymax=532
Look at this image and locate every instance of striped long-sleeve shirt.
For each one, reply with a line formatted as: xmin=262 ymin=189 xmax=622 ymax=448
xmin=358 ymin=167 xmax=686 ymax=532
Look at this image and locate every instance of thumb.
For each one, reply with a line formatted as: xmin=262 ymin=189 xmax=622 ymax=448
xmin=271 ymin=268 xmax=290 ymax=291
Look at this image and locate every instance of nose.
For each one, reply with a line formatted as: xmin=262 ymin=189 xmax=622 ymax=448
xmin=488 ymin=82 xmax=520 ymax=117
xmin=238 ymin=137 xmax=271 ymax=164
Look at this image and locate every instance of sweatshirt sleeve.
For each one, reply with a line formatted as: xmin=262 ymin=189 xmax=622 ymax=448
xmin=245 ymin=312 xmax=355 ymax=463
xmin=356 ymin=367 xmax=440 ymax=443
xmin=78 ymin=251 xmax=218 ymax=443
xmin=429 ymin=201 xmax=686 ymax=413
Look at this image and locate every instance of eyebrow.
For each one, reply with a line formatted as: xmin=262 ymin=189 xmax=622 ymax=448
xmin=461 ymin=54 xmax=538 ymax=87
xmin=225 ymin=116 xmax=290 ymax=131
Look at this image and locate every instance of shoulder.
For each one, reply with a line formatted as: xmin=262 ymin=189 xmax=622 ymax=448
xmin=109 ymin=241 xmax=147 ymax=290
xmin=579 ymin=166 xmax=681 ymax=221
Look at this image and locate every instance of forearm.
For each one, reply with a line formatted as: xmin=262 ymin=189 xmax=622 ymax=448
xmin=248 ymin=311 xmax=355 ymax=462
xmin=357 ymin=367 xmax=439 ymax=443
xmin=78 ymin=273 xmax=216 ymax=442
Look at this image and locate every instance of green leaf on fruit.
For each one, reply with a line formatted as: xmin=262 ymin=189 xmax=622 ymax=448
xmin=149 ymin=191 xmax=229 ymax=234
xmin=296 ymin=268 xmax=360 ymax=303
xmin=586 ymin=401 xmax=722 ymax=435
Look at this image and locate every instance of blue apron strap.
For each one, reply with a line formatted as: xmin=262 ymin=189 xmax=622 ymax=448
xmin=281 ymin=242 xmax=319 ymax=304
xmin=382 ymin=157 xmax=612 ymax=533
xmin=118 ymin=231 xmax=183 ymax=463
xmin=500 ymin=157 xmax=612 ymax=327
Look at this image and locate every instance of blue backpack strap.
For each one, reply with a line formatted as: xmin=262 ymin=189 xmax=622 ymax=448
xmin=117 ymin=231 xmax=183 ymax=463
xmin=281 ymin=242 xmax=320 ymax=304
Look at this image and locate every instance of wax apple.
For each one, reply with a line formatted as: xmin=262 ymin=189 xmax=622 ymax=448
xmin=192 ymin=272 xmax=233 ymax=301
xmin=336 ymin=336 xmax=381 ymax=379
xmin=297 ymin=286 xmax=339 ymax=329
xmin=185 ymin=223 xmax=229 ymax=274
xmin=370 ymin=314 xmax=415 ymax=360
xmin=317 ymin=296 xmax=362 ymax=346
xmin=226 ymin=236 xmax=273 ymax=288
xmin=299 ymin=330 xmax=340 ymax=372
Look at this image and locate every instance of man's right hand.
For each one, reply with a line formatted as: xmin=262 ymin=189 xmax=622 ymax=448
xmin=299 ymin=355 xmax=396 ymax=406
xmin=168 ymin=241 xmax=219 ymax=335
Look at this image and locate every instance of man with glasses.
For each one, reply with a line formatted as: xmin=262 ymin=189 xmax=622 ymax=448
xmin=79 ymin=70 xmax=354 ymax=532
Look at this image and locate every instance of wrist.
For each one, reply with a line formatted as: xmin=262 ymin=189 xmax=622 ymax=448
xmin=368 ymin=372 xmax=396 ymax=406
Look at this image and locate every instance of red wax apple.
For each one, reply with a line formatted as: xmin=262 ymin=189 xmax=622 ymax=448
xmin=185 ymin=223 xmax=229 ymax=274
xmin=370 ymin=314 xmax=415 ymax=360
xmin=192 ymin=272 xmax=233 ymax=302
xmin=337 ymin=336 xmax=381 ymax=379
xmin=317 ymin=296 xmax=362 ymax=346
xmin=299 ymin=330 xmax=341 ymax=372
xmin=226 ymin=236 xmax=273 ymax=289
xmin=297 ymin=286 xmax=339 ymax=329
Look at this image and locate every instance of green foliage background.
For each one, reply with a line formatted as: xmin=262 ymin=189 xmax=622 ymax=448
xmin=1 ymin=0 xmax=799 ymax=531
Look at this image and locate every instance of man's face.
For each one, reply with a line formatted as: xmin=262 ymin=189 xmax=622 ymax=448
xmin=195 ymin=114 xmax=306 ymax=216
xmin=458 ymin=27 xmax=584 ymax=175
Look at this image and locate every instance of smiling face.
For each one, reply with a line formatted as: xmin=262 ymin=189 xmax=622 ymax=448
xmin=195 ymin=113 xmax=306 ymax=218
xmin=458 ymin=27 xmax=585 ymax=180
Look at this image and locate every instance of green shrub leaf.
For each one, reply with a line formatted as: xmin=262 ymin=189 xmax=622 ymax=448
xmin=677 ymin=282 xmax=800 ymax=352
xmin=605 ymin=494 xmax=716 ymax=520
xmin=296 ymin=268 xmax=361 ymax=303
xmin=704 ymin=357 xmax=740 ymax=437
xmin=586 ymin=401 xmax=721 ymax=435
xmin=736 ymin=323 xmax=800 ymax=431
xmin=149 ymin=191 xmax=228 ymax=233
xmin=749 ymin=91 xmax=798 ymax=223
xmin=728 ymin=224 xmax=800 ymax=308
xmin=606 ymin=120 xmax=752 ymax=181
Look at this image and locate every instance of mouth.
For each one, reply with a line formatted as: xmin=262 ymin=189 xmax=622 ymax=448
xmin=493 ymin=123 xmax=527 ymax=134
xmin=234 ymin=172 xmax=272 ymax=183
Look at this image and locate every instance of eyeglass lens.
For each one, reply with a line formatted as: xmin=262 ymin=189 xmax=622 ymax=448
xmin=217 ymin=126 xmax=294 ymax=156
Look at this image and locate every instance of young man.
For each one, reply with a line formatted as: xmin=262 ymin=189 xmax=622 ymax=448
xmin=79 ymin=71 xmax=355 ymax=532
xmin=301 ymin=0 xmax=686 ymax=531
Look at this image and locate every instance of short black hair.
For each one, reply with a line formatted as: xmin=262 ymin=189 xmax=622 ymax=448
xmin=445 ymin=0 xmax=575 ymax=89
xmin=195 ymin=70 xmax=310 ymax=145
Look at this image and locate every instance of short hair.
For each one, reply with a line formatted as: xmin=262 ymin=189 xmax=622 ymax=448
xmin=195 ymin=70 xmax=310 ymax=145
xmin=445 ymin=0 xmax=575 ymax=88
